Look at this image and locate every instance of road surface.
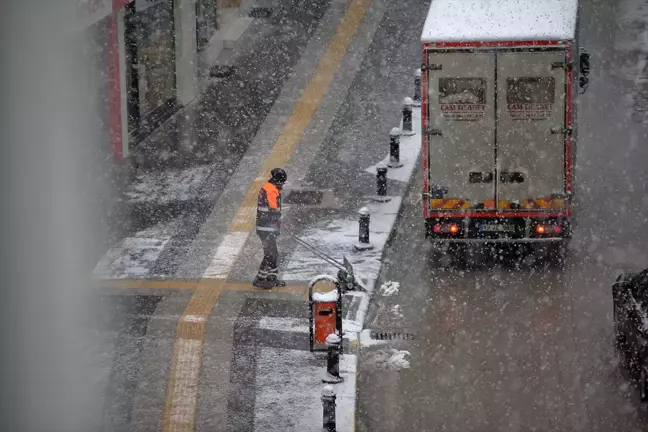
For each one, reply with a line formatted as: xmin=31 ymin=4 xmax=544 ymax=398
xmin=356 ymin=0 xmax=648 ymax=431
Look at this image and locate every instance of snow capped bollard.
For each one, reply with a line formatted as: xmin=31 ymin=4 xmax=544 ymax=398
xmin=402 ymin=97 xmax=415 ymax=136
xmin=371 ymin=162 xmax=391 ymax=203
xmin=413 ymin=68 xmax=422 ymax=107
xmin=321 ymin=385 xmax=337 ymax=432
xmin=354 ymin=207 xmax=374 ymax=251
xmin=323 ymin=333 xmax=344 ymax=384
xmin=388 ymin=127 xmax=403 ymax=168
xmin=376 ymin=163 xmax=388 ymax=196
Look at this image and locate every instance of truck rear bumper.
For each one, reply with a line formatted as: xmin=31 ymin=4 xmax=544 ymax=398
xmin=432 ymin=237 xmax=564 ymax=244
xmin=425 ymin=216 xmax=571 ymax=243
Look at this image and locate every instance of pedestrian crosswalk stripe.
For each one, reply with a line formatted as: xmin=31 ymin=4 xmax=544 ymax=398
xmin=202 ymin=232 xmax=250 ymax=279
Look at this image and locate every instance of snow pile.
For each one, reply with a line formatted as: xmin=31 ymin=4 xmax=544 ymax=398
xmin=366 ymin=349 xmax=411 ymax=371
xmin=313 ymin=290 xmax=339 ymax=302
xmin=391 ymin=304 xmax=404 ymax=319
xmin=125 ymin=165 xmax=212 ymax=204
xmin=379 ymin=281 xmax=400 ymax=296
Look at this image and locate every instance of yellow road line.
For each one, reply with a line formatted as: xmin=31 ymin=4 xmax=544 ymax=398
xmin=162 ymin=280 xmax=225 ymax=432
xmin=229 ymin=0 xmax=372 ymax=233
xmin=162 ymin=0 xmax=371 ymax=429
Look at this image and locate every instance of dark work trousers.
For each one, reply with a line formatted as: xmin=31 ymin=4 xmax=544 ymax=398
xmin=256 ymin=232 xmax=279 ymax=281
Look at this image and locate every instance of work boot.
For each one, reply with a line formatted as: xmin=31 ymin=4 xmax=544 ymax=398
xmin=269 ymin=278 xmax=286 ymax=287
xmin=253 ymin=277 xmax=273 ymax=289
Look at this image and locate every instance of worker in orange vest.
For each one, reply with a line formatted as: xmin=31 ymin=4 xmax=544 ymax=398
xmin=253 ymin=168 xmax=288 ymax=289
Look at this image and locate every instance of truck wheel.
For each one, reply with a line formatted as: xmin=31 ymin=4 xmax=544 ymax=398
xmin=467 ymin=244 xmax=487 ymax=268
xmin=450 ymin=244 xmax=468 ymax=269
xmin=428 ymin=242 xmax=445 ymax=268
xmin=548 ymin=242 xmax=567 ymax=268
xmin=613 ymin=309 xmax=626 ymax=353
xmin=640 ymin=363 xmax=648 ymax=402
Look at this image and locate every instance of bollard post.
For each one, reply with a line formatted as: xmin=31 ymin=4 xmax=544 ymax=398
xmin=371 ymin=162 xmax=391 ymax=203
xmin=413 ymin=68 xmax=422 ymax=107
xmin=377 ymin=163 xmax=388 ymax=196
xmin=354 ymin=207 xmax=374 ymax=251
xmin=402 ymin=97 xmax=415 ymax=136
xmin=322 ymin=333 xmax=344 ymax=383
xmin=321 ymin=385 xmax=337 ymax=432
xmin=388 ymin=127 xmax=403 ymax=168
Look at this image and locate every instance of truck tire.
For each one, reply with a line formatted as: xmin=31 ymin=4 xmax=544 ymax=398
xmin=613 ymin=304 xmax=626 ymax=353
xmin=548 ymin=241 xmax=567 ymax=268
xmin=640 ymin=365 xmax=648 ymax=402
xmin=428 ymin=242 xmax=444 ymax=267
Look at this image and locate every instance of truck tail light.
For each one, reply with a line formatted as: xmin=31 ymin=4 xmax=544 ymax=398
xmin=535 ymin=224 xmax=563 ymax=235
xmin=432 ymin=222 xmax=460 ymax=234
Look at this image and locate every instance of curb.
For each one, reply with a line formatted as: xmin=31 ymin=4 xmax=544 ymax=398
xmin=340 ymin=105 xmax=422 ymax=431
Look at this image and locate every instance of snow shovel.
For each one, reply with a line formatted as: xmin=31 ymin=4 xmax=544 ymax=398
xmin=283 ymin=224 xmax=366 ymax=292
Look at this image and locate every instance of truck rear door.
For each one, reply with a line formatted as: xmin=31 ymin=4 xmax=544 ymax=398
xmin=425 ymin=52 xmax=495 ymax=211
xmin=496 ymin=51 xmax=567 ymax=210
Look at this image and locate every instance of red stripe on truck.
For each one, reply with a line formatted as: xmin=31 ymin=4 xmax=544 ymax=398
xmin=427 ymin=211 xmax=568 ymax=219
xmin=565 ymin=42 xmax=573 ymax=194
xmin=421 ymin=47 xmax=429 ymax=219
xmin=429 ymin=40 xmax=564 ymax=48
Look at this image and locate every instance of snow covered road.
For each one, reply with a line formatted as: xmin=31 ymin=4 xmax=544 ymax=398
xmin=356 ymin=0 xmax=648 ymax=430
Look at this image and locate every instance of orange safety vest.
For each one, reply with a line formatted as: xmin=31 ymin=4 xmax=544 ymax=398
xmin=256 ymin=182 xmax=282 ymax=233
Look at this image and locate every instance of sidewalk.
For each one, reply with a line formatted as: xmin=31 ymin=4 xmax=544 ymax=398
xmin=94 ymin=0 xmax=428 ymax=430
xmin=204 ymin=0 xmax=425 ymax=427
xmin=95 ymin=0 xmax=332 ymax=279
xmin=240 ymin=106 xmax=422 ymax=432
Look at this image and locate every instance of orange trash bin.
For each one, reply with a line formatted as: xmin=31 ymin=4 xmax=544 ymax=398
xmin=314 ymin=300 xmax=337 ymax=347
xmin=308 ymin=275 xmax=342 ymax=352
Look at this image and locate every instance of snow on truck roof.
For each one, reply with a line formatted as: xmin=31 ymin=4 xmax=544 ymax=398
xmin=422 ymin=0 xmax=579 ymax=43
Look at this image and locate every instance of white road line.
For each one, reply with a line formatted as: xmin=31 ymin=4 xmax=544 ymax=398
xmin=202 ymin=231 xmax=250 ymax=278
xmin=258 ymin=317 xmax=310 ymax=333
xmin=182 ymin=315 xmax=206 ymax=323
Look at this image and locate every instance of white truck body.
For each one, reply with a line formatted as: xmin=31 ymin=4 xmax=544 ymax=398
xmin=421 ymin=0 xmax=585 ymax=243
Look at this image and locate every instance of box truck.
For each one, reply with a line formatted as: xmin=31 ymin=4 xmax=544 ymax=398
xmin=421 ymin=0 xmax=590 ymax=258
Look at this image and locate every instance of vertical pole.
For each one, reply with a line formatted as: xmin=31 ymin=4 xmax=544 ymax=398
xmin=174 ymin=0 xmax=198 ymax=105
xmin=309 ymin=282 xmax=314 ymax=352
xmin=321 ymin=385 xmax=337 ymax=432
xmin=322 ymin=333 xmax=344 ymax=383
xmin=413 ymin=68 xmax=422 ymax=107
xmin=358 ymin=208 xmax=370 ymax=244
xmin=354 ymin=207 xmax=373 ymax=251
xmin=388 ymin=127 xmax=403 ymax=168
xmin=402 ymin=97 xmax=415 ymax=136
xmin=376 ymin=164 xmax=388 ymax=196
